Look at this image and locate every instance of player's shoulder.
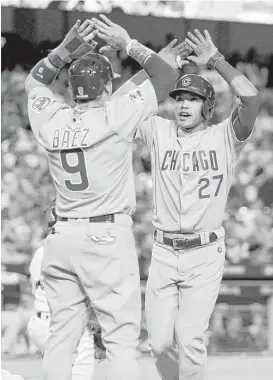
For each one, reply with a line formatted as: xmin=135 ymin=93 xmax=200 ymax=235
xmin=28 ymin=85 xmax=54 ymax=107
xmin=139 ymin=117 xmax=176 ymax=145
xmin=213 ymin=112 xmax=232 ymax=128
xmin=137 ymin=115 xmax=168 ymax=131
xmin=152 ymin=116 xmax=177 ymax=135
xmin=149 ymin=115 xmax=173 ymax=127
xmin=28 ymin=86 xmax=70 ymax=115
xmin=206 ymin=117 xmax=230 ymax=136
xmin=115 ymin=79 xmax=155 ymax=105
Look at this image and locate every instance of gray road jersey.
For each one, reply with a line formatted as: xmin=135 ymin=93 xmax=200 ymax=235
xmin=135 ymin=115 xmax=254 ymax=232
xmin=27 ymin=80 xmax=157 ymax=218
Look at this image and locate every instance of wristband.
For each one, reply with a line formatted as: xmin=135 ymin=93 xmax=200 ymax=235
xmin=207 ymin=50 xmax=225 ymax=69
xmin=48 ymin=50 xmax=66 ymax=69
xmin=31 ymin=59 xmax=59 ymax=85
xmin=126 ymin=39 xmax=137 ymax=55
xmin=48 ymin=27 xmax=93 ymax=69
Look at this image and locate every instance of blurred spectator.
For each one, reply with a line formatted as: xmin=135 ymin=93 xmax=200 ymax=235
xmin=1 ymin=269 xmax=35 ymax=357
xmin=235 ymin=47 xmax=269 ymax=90
xmin=209 ymin=303 xmax=268 ymax=353
xmin=228 ymin=50 xmax=243 ymax=68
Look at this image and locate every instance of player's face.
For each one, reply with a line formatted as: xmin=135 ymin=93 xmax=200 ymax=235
xmin=174 ymin=92 xmax=204 ymax=130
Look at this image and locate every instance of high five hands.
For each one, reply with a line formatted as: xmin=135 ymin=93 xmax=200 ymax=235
xmin=91 ymin=14 xmax=131 ymax=53
xmin=75 ymin=15 xmax=218 ymax=71
xmin=185 ymin=29 xmax=218 ymax=66
xmin=74 ymin=19 xmax=98 ymax=46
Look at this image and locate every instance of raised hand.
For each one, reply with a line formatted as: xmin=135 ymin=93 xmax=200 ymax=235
xmin=92 ymin=14 xmax=131 ymax=53
xmin=74 ymin=19 xmax=98 ymax=48
xmin=159 ymin=39 xmax=191 ymax=69
xmin=48 ymin=19 xmax=98 ymax=67
xmin=185 ymin=29 xmax=218 ymax=66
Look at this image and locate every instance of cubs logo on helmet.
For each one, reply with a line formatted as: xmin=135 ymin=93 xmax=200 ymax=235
xmin=181 ymin=77 xmax=191 ymax=87
xmin=169 ymin=74 xmax=216 ymax=120
xmin=68 ymin=53 xmax=118 ymax=101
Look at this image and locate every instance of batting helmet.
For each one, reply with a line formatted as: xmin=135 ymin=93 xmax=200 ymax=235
xmin=68 ymin=53 xmax=116 ymax=101
xmin=169 ymin=74 xmax=216 ymax=119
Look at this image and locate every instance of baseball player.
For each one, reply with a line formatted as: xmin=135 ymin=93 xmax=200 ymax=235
xmin=134 ymin=29 xmax=261 ymax=379
xmin=25 ymin=15 xmax=179 ymax=380
xmin=27 ymin=201 xmax=105 ymax=361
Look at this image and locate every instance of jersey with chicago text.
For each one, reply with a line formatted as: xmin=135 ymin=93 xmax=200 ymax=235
xmin=135 ymin=115 xmax=254 ymax=233
xmin=27 ymin=80 xmax=157 ymax=218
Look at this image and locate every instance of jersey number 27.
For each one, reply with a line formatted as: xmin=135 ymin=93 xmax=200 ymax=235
xmin=198 ymin=174 xmax=223 ymax=199
xmin=60 ymin=148 xmax=89 ymax=191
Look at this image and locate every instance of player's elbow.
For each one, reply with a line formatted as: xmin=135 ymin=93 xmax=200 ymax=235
xmin=247 ymin=87 xmax=261 ymax=104
xmin=241 ymin=92 xmax=262 ymax=114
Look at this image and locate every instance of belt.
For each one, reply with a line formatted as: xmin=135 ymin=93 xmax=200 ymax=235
xmin=57 ymin=214 xmax=115 ymax=223
xmin=154 ymin=230 xmax=217 ymax=250
xmin=37 ymin=312 xmax=50 ymax=320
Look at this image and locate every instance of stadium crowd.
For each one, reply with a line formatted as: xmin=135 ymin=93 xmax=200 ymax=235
xmin=1 ymin=32 xmax=273 ymax=356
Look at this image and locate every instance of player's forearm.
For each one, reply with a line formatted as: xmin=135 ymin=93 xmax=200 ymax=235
xmin=114 ymin=43 xmax=157 ymax=97
xmin=26 ymin=20 xmax=97 ymax=95
xmin=128 ymin=40 xmax=178 ymax=102
xmin=115 ymin=38 xmax=189 ymax=98
xmin=214 ymin=58 xmax=260 ymax=98
xmin=127 ymin=40 xmax=154 ymax=66
xmin=25 ymin=58 xmax=60 ymax=95
xmin=215 ymin=59 xmax=261 ymax=140
xmin=144 ymin=55 xmax=179 ymax=102
xmin=230 ymin=92 xmax=261 ymax=141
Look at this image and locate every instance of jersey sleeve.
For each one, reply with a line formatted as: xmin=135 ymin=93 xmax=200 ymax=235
xmin=105 ymin=79 xmax=158 ymax=142
xmin=134 ymin=116 xmax=158 ymax=150
xmin=112 ymin=70 xmax=149 ymax=99
xmin=112 ymin=79 xmax=138 ymax=98
xmin=27 ymin=86 xmax=63 ymax=143
xmin=223 ymin=107 xmax=256 ymax=158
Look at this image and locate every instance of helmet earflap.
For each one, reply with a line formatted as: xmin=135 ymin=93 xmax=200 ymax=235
xmin=202 ymin=99 xmax=215 ymax=120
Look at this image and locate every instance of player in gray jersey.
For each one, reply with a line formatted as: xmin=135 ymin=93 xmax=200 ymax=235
xmin=25 ymin=15 xmax=182 ymax=380
xmin=135 ymin=29 xmax=261 ymax=380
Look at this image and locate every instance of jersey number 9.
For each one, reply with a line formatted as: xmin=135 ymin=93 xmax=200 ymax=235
xmin=60 ymin=148 xmax=89 ymax=191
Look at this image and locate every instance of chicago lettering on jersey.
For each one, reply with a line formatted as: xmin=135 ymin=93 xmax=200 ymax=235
xmin=52 ymin=128 xmax=89 ymax=149
xmin=161 ymin=149 xmax=219 ymax=172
